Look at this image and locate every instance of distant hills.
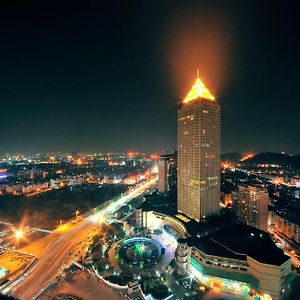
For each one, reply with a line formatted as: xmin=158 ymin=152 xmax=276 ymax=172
xmin=221 ymin=153 xmax=243 ymax=163
xmin=221 ymin=152 xmax=300 ymax=169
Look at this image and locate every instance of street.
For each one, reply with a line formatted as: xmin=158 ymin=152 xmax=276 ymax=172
xmin=9 ymin=177 xmax=157 ymax=300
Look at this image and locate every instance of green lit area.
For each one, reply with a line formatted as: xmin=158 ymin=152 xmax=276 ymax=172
xmin=117 ymin=237 xmax=161 ymax=269
xmin=134 ymin=242 xmax=145 ymax=254
xmin=190 ymin=258 xmax=272 ymax=300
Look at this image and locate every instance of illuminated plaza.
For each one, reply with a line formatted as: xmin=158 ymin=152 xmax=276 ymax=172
xmin=116 ymin=237 xmax=162 ymax=269
xmin=132 ymin=206 xmax=292 ymax=300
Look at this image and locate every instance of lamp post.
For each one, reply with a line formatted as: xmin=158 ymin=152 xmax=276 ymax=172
xmin=15 ymin=230 xmax=23 ymax=247
xmin=75 ymin=210 xmax=79 ymax=220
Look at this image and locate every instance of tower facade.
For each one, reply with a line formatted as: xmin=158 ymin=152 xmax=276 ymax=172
xmin=176 ymin=238 xmax=189 ymax=275
xmin=235 ymin=184 xmax=269 ymax=231
xmin=177 ymin=73 xmax=220 ymax=221
xmin=158 ymin=152 xmax=177 ymax=194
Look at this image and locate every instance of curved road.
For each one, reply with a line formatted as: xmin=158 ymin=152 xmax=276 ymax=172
xmin=11 ymin=177 xmax=157 ymax=300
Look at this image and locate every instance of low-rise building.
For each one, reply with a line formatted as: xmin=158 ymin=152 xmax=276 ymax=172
xmin=21 ymin=182 xmax=49 ymax=194
xmin=68 ymin=176 xmax=85 ymax=186
xmin=140 ymin=200 xmax=293 ymax=300
xmin=188 ymin=225 xmax=293 ymax=300
xmin=4 ymin=183 xmax=49 ymax=195
xmin=5 ymin=184 xmax=22 ymax=194
xmin=0 ymin=267 xmax=9 ymax=285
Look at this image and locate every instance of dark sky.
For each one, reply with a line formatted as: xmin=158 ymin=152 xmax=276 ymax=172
xmin=0 ymin=0 xmax=299 ymax=154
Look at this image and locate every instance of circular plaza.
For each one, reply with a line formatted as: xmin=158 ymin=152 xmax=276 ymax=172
xmin=116 ymin=237 xmax=162 ymax=269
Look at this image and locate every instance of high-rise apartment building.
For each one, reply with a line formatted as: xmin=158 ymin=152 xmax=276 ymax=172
xmin=234 ymin=184 xmax=269 ymax=231
xmin=177 ymin=72 xmax=221 ymax=221
xmin=158 ymin=152 xmax=177 ymax=194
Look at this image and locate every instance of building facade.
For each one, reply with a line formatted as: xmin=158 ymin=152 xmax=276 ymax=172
xmin=176 ymin=238 xmax=189 ymax=275
xmin=190 ymin=237 xmax=292 ymax=300
xmin=177 ymin=74 xmax=220 ymax=221
xmin=141 ymin=208 xmax=293 ymax=300
xmin=158 ymin=152 xmax=177 ymax=194
xmin=270 ymin=211 xmax=300 ymax=244
xmin=234 ymin=184 xmax=269 ymax=231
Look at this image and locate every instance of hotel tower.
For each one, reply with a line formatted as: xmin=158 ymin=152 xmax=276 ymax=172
xmin=177 ymin=72 xmax=220 ymax=222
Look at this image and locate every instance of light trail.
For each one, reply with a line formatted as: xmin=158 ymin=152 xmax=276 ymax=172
xmin=88 ymin=176 xmax=158 ymax=223
xmin=9 ymin=176 xmax=157 ymax=300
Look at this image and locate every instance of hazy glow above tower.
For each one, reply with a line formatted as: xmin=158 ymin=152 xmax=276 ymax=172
xmin=183 ymin=71 xmax=215 ymax=103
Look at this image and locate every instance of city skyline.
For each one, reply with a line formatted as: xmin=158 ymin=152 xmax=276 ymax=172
xmin=0 ymin=1 xmax=299 ymax=154
xmin=0 ymin=2 xmax=299 ymax=299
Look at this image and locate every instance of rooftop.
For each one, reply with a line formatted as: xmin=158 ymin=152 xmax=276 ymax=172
xmin=189 ymin=224 xmax=289 ymax=266
xmin=141 ymin=193 xmax=289 ymax=266
xmin=142 ymin=192 xmax=177 ymax=213
xmin=159 ymin=152 xmax=177 ymax=160
xmin=183 ymin=70 xmax=215 ymax=104
xmin=272 ymin=208 xmax=300 ymax=227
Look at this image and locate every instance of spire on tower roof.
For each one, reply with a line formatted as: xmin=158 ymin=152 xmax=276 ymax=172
xmin=183 ymin=71 xmax=215 ymax=103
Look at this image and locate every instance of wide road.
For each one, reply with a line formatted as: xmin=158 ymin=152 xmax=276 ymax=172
xmin=11 ymin=177 xmax=157 ymax=300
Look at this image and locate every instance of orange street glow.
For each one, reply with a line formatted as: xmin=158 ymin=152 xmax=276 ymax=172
xmin=221 ymin=161 xmax=233 ymax=169
xmin=150 ymin=154 xmax=159 ymax=160
xmin=183 ymin=71 xmax=215 ymax=103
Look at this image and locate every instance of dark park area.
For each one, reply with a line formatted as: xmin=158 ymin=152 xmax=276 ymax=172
xmin=0 ymin=184 xmax=128 ymax=229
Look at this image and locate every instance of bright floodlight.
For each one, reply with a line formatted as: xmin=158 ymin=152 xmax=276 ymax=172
xmin=15 ymin=230 xmax=23 ymax=239
xmin=90 ymin=214 xmax=99 ymax=222
xmin=152 ymin=166 xmax=158 ymax=173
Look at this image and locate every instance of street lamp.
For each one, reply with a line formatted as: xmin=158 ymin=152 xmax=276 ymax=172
xmin=15 ymin=229 xmax=24 ymax=247
xmin=15 ymin=230 xmax=23 ymax=240
xmin=190 ymin=274 xmax=194 ymax=284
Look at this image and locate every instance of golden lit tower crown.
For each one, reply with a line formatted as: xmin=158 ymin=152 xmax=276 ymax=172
xmin=183 ymin=70 xmax=215 ymax=103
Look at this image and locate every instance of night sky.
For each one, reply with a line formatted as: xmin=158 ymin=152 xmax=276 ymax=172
xmin=0 ymin=1 xmax=299 ymax=154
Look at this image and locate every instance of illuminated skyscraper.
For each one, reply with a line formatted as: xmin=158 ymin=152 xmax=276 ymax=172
xmin=177 ymin=72 xmax=220 ymax=221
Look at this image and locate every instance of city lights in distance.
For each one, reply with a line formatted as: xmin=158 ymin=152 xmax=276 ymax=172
xmin=221 ymin=162 xmax=233 ymax=169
